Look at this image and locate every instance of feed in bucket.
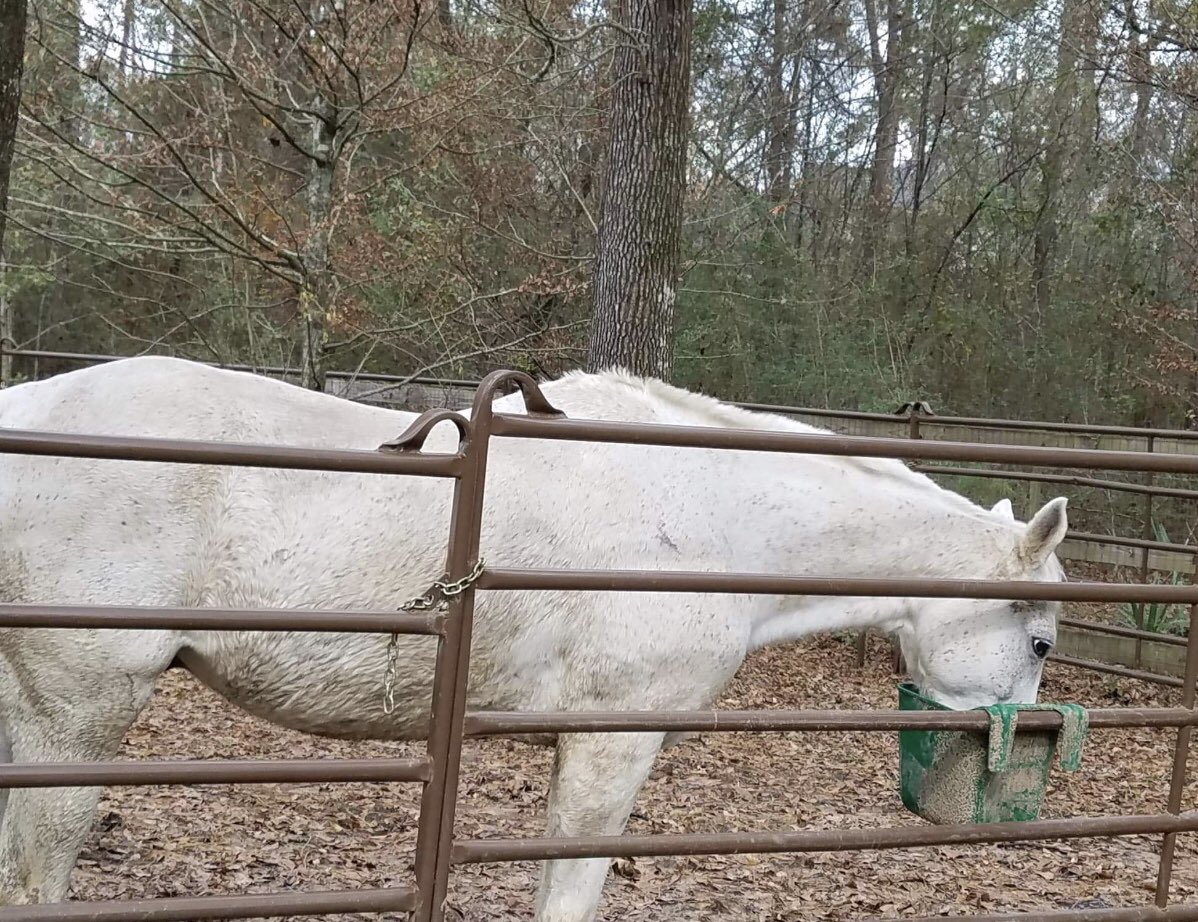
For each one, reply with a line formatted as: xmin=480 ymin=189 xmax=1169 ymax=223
xmin=897 ymin=682 xmax=1088 ymax=825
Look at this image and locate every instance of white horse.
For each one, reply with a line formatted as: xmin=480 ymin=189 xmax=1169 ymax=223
xmin=0 ymin=357 xmax=1067 ymax=921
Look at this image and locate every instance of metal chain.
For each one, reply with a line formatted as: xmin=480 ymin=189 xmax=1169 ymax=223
xmin=383 ymin=559 xmax=486 ymax=715
xmin=434 ymin=558 xmax=486 ymax=598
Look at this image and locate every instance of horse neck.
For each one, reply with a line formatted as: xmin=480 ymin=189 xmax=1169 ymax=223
xmin=585 ymin=385 xmax=1019 ymax=651
xmin=720 ymin=450 xmax=1015 ymax=651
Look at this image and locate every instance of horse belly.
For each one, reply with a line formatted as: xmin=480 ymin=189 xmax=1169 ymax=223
xmin=179 ymin=632 xmax=440 ymax=741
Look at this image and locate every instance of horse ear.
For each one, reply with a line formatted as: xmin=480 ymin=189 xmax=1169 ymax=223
xmin=1019 ymin=497 xmax=1069 ymax=567
xmin=991 ymin=498 xmax=1015 ymax=521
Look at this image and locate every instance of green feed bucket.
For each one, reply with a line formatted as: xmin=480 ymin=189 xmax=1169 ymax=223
xmin=897 ymin=682 xmax=1089 ymax=825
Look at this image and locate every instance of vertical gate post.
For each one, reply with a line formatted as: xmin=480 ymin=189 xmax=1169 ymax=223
xmin=413 ymin=371 xmax=562 ymax=922
xmin=907 ymin=401 xmax=925 ymax=442
xmin=853 ymin=630 xmax=869 ymax=669
xmin=1155 ymin=602 xmax=1198 ymax=907
xmin=411 ymin=392 xmax=493 ymax=922
xmin=1135 ymin=435 xmax=1156 ymax=668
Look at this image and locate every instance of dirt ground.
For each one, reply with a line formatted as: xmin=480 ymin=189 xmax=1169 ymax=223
xmin=63 ymin=607 xmax=1198 ymax=922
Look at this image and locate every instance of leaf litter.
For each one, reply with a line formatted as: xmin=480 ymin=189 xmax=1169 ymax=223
xmin=67 ymin=628 xmax=1198 ymax=920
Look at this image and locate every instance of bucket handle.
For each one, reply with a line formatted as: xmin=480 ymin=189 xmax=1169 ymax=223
xmin=981 ymin=703 xmax=1089 ymax=773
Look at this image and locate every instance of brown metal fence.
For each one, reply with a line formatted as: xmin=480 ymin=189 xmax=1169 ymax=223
xmin=4 ymin=355 xmax=1198 ymax=919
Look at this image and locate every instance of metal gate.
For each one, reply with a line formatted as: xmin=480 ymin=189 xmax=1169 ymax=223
xmin=1 ymin=369 xmax=1197 ymax=922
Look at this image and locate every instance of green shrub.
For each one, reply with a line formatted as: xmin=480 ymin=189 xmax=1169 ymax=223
xmin=1116 ymin=523 xmax=1191 ymax=637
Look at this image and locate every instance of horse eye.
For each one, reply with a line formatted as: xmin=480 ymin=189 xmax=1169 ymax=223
xmin=1032 ymin=637 xmax=1053 ymax=659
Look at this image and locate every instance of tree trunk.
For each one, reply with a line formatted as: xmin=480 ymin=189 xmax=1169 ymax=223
xmin=587 ymin=0 xmax=693 ymax=380
xmin=1127 ymin=0 xmax=1157 ymax=162
xmin=0 ymin=0 xmax=28 ymax=386
xmin=1032 ymin=0 xmax=1098 ymax=313
xmin=761 ymin=0 xmax=802 ymax=296
xmin=796 ymin=55 xmax=815 ymax=256
xmin=908 ymin=2 xmax=940 ymax=247
xmin=118 ymin=0 xmax=136 ymax=76
xmin=299 ymin=113 xmax=336 ymax=392
xmin=862 ymin=0 xmax=908 ymax=268
xmin=296 ymin=0 xmax=341 ymax=392
xmin=763 ymin=0 xmax=794 ymax=204
xmin=30 ymin=0 xmax=80 ymax=140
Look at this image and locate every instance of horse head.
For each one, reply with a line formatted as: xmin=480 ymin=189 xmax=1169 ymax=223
xmin=896 ymin=496 xmax=1068 ymax=709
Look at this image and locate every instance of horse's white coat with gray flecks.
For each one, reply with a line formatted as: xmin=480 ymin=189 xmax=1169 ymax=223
xmin=0 ymin=357 xmax=1067 ymax=920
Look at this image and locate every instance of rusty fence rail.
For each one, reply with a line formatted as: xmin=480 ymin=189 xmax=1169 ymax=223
xmin=736 ymin=399 xmax=1198 ymax=443
xmin=0 ymin=346 xmax=484 ymax=391
xmin=911 ymin=463 xmax=1198 ymax=501
xmin=1 ymin=364 xmax=1198 ymax=920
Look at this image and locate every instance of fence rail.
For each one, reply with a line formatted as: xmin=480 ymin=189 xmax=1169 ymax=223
xmin=0 ymin=889 xmax=421 ymax=922
xmin=912 ymin=463 xmax=1198 ymax=501
xmin=0 ymin=758 xmax=433 ymax=787
xmin=464 ymin=706 xmax=1198 ymax=734
xmin=450 ymin=810 xmax=1198 ymax=863
xmin=2 ymin=352 xmax=1198 ymax=920
xmin=0 ymin=601 xmax=444 ymax=633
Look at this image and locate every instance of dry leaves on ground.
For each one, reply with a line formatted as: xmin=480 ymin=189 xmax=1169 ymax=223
xmin=68 ymin=632 xmax=1198 ymax=921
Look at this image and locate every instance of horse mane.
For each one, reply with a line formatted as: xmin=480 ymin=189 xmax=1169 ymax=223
xmin=560 ymin=368 xmax=938 ymax=479
xmin=553 ymin=367 xmax=1019 ymax=532
xmin=559 ymin=367 xmax=781 ymax=432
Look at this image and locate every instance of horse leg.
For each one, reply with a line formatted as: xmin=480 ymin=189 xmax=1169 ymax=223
xmin=0 ymin=632 xmax=172 ymax=905
xmin=534 ymin=731 xmax=664 ymax=922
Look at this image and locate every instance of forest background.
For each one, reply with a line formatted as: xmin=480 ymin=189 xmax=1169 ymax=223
xmin=0 ymin=0 xmax=1195 ymax=426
